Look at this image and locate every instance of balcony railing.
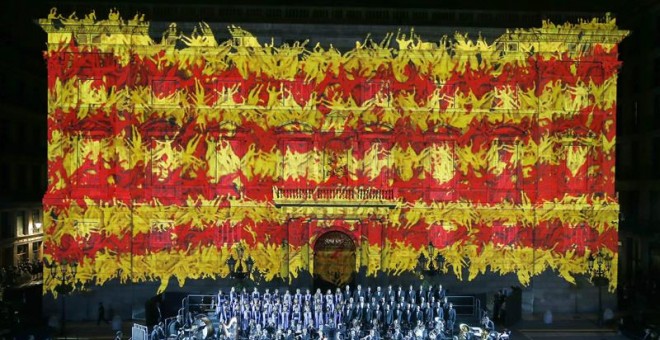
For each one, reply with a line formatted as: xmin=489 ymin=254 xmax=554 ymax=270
xmin=273 ymin=186 xmax=398 ymax=207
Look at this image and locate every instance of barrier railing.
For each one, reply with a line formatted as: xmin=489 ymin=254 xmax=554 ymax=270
xmin=131 ymin=323 xmax=149 ymax=340
xmin=273 ymin=186 xmax=398 ymax=207
xmin=448 ymin=295 xmax=481 ymax=318
xmin=182 ymin=294 xmax=216 ymax=327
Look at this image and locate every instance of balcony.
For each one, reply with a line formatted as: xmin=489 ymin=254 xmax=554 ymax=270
xmin=272 ymin=186 xmax=398 ymax=208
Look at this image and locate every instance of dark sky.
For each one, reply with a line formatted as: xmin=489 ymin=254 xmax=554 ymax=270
xmin=0 ymin=0 xmax=650 ymax=62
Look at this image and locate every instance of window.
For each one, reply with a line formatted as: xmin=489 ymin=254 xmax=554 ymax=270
xmin=16 ymin=211 xmax=27 ymax=236
xmin=152 ymin=79 xmax=180 ymax=106
xmin=32 ymin=165 xmax=43 ymax=192
xmin=16 ymin=244 xmax=28 ymax=262
xmin=74 ymin=219 xmax=100 ymax=251
xmin=488 ymin=140 xmax=521 ymax=191
xmin=360 ymin=138 xmax=390 ymax=186
xmin=2 ymin=247 xmax=12 ymax=267
xmin=32 ymin=241 xmax=42 ymax=260
xmin=428 ymin=141 xmax=455 ymax=190
xmin=209 ymin=137 xmax=245 ymax=195
xmin=430 ymin=221 xmax=456 ymax=248
xmin=0 ymin=119 xmax=10 ymax=152
xmin=149 ymin=219 xmax=174 ymax=251
xmin=492 ymin=221 xmax=518 ymax=248
xmin=561 ymin=143 xmax=589 ymax=192
xmin=656 ymin=16 xmax=660 ymax=46
xmin=653 ymin=138 xmax=660 ymax=179
xmin=655 ymin=57 xmax=660 ymax=87
xmin=651 ymin=191 xmax=660 ymax=222
xmin=654 ymin=94 xmax=660 ymax=129
xmin=437 ymin=83 xmax=457 ymax=110
xmin=216 ymin=79 xmax=243 ymax=106
xmin=150 ymin=139 xmax=180 ymax=187
xmin=8 ymin=164 xmax=17 ymax=192
xmin=0 ymin=212 xmax=11 ymax=239
xmin=77 ymin=77 xmax=108 ymax=105
xmin=566 ymin=223 xmax=591 ymax=251
xmin=491 ymin=85 xmax=519 ymax=111
xmin=360 ymin=81 xmax=390 ymax=107
xmin=324 ymin=139 xmax=350 ymax=184
xmin=74 ymin=137 xmax=105 ymax=187
xmin=280 ymin=139 xmax=314 ymax=183
xmin=282 ymin=81 xmax=308 ymax=107
xmin=32 ymin=210 xmax=42 ymax=234
xmin=0 ymin=164 xmax=9 ymax=193
xmin=215 ymin=221 xmax=238 ymax=247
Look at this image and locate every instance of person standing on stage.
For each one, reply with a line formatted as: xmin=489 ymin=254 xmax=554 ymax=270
xmin=385 ymin=285 xmax=394 ymax=302
xmin=383 ymin=304 xmax=394 ymax=329
xmin=344 ymin=297 xmax=354 ymax=325
xmin=283 ymin=290 xmax=292 ymax=306
xmin=241 ymin=288 xmax=250 ymax=304
xmin=396 ymin=286 xmax=405 ymax=302
xmin=280 ymin=301 xmax=290 ymax=331
xmin=241 ymin=303 xmax=250 ymax=335
xmin=97 ymin=302 xmax=109 ymax=325
xmin=418 ymin=285 xmax=426 ymax=304
xmin=414 ymin=305 xmax=424 ymax=327
xmin=251 ymin=303 xmax=261 ymax=328
xmin=426 ymin=285 xmax=434 ymax=303
xmin=391 ymin=324 xmax=403 ymax=340
xmin=263 ymin=288 xmax=271 ymax=303
xmin=403 ymin=303 xmax=412 ymax=329
xmin=216 ymin=289 xmax=225 ymax=313
xmin=407 ymin=285 xmax=416 ymax=305
xmin=325 ymin=301 xmax=335 ymax=325
xmin=375 ymin=286 xmax=384 ymax=303
xmin=436 ymin=284 xmax=446 ymax=301
xmin=314 ymin=302 xmax=324 ymax=329
xmin=229 ymin=287 xmax=237 ymax=304
xmin=304 ymin=288 xmax=312 ymax=306
xmin=334 ymin=301 xmax=343 ymax=326
xmin=314 ymin=288 xmax=323 ymax=304
xmin=353 ymin=285 xmax=365 ymax=302
xmin=424 ymin=301 xmax=434 ymax=324
xmin=434 ymin=300 xmax=444 ymax=322
xmin=300 ymin=327 xmax=310 ymax=340
xmin=446 ymin=303 xmax=456 ymax=335
xmin=335 ymin=287 xmax=343 ymax=305
xmin=291 ymin=304 xmax=301 ymax=330
xmin=251 ymin=287 xmax=260 ymax=301
xmin=376 ymin=303 xmax=385 ymax=328
xmin=344 ymin=285 xmax=352 ymax=302
xmin=394 ymin=302 xmax=403 ymax=327
xmin=325 ymin=289 xmax=334 ymax=307
xmin=482 ymin=315 xmax=495 ymax=332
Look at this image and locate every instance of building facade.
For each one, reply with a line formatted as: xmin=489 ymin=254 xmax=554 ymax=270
xmin=616 ymin=0 xmax=660 ymax=308
xmin=39 ymin=10 xmax=626 ymax=319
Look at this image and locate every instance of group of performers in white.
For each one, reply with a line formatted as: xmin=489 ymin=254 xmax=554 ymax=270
xmin=209 ymin=284 xmax=495 ymax=339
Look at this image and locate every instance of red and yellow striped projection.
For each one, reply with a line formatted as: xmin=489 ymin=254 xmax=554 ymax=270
xmin=40 ymin=10 xmax=627 ymax=294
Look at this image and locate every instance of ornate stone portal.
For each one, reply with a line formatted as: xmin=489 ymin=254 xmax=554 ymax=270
xmin=313 ymin=231 xmax=357 ymax=289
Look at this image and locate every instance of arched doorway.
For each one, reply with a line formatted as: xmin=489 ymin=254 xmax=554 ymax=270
xmin=313 ymin=231 xmax=356 ymax=291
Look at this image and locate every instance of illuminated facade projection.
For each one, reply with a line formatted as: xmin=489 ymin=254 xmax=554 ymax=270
xmin=39 ymin=9 xmax=627 ymax=317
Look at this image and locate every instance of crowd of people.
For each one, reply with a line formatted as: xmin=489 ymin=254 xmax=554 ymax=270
xmin=164 ymin=284 xmax=507 ymax=339
xmin=0 ymin=259 xmax=42 ymax=287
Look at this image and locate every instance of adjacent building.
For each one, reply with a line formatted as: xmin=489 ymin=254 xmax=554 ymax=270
xmin=0 ymin=2 xmax=47 ymax=273
xmin=616 ymin=0 xmax=660 ymax=302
